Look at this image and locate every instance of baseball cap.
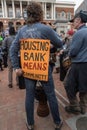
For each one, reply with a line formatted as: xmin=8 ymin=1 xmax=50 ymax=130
xmin=69 ymin=10 xmax=87 ymax=23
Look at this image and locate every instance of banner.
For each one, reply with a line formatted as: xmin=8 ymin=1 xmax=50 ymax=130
xmin=20 ymin=38 xmax=50 ymax=81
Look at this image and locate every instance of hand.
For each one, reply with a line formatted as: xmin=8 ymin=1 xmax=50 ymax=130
xmin=59 ymin=49 xmax=64 ymax=54
xmin=56 ymin=49 xmax=64 ymax=56
xmin=50 ymin=44 xmax=54 ymax=49
xmin=15 ymin=68 xmax=23 ymax=76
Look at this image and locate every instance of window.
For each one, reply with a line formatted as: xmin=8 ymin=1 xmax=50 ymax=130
xmin=0 ymin=8 xmax=2 ymax=17
xmin=16 ymin=8 xmax=21 ymax=18
xmin=46 ymin=3 xmax=51 ymax=19
xmin=67 ymin=12 xmax=71 ymax=20
xmin=55 ymin=12 xmax=60 ymax=19
xmin=60 ymin=11 xmax=66 ymax=20
xmin=8 ymin=8 xmax=13 ymax=17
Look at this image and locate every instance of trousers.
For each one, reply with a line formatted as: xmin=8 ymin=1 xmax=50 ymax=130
xmin=8 ymin=57 xmax=18 ymax=85
xmin=64 ymin=64 xmax=87 ymax=110
xmin=24 ymin=65 xmax=61 ymax=125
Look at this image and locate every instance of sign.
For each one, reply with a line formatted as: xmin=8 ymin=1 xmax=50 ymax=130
xmin=20 ymin=38 xmax=50 ymax=81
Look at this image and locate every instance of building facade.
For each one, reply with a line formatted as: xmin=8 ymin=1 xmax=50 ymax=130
xmin=0 ymin=0 xmax=75 ymax=34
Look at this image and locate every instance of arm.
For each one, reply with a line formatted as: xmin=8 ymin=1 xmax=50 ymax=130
xmin=69 ymin=32 xmax=84 ymax=57
xmin=42 ymin=26 xmax=63 ymax=48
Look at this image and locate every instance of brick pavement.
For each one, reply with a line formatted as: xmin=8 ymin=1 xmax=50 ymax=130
xmin=0 ymin=68 xmax=77 ymax=130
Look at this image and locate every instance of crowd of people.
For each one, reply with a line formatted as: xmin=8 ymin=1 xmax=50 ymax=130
xmin=0 ymin=1 xmax=87 ymax=130
xmin=0 ymin=26 xmax=18 ymax=86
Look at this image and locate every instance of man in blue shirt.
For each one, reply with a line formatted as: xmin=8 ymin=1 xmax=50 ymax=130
xmin=64 ymin=10 xmax=87 ymax=115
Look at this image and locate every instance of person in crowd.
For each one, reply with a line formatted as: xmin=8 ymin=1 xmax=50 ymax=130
xmin=59 ymin=30 xmax=74 ymax=82
xmin=2 ymin=26 xmax=18 ymax=88
xmin=0 ymin=32 xmax=3 ymax=47
xmin=62 ymin=30 xmax=75 ymax=80
xmin=2 ymin=29 xmax=9 ymax=68
xmin=2 ymin=46 xmax=8 ymax=68
xmin=0 ymin=47 xmax=3 ymax=71
xmin=64 ymin=10 xmax=87 ymax=115
xmin=4 ymin=30 xmax=9 ymax=37
xmin=10 ymin=2 xmax=63 ymax=130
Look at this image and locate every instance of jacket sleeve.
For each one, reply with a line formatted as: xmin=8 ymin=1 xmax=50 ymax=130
xmin=42 ymin=27 xmax=63 ymax=49
xmin=69 ymin=31 xmax=84 ymax=57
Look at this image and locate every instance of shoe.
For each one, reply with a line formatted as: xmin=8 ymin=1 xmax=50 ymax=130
xmin=8 ymin=84 xmax=13 ymax=88
xmin=26 ymin=123 xmax=34 ymax=130
xmin=55 ymin=120 xmax=63 ymax=130
xmin=65 ymin=105 xmax=81 ymax=114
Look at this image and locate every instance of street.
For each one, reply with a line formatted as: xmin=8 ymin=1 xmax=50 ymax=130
xmin=0 ymin=67 xmax=87 ymax=130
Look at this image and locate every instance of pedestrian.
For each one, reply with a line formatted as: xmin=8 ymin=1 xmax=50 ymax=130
xmin=60 ymin=30 xmax=74 ymax=81
xmin=2 ymin=30 xmax=9 ymax=68
xmin=10 ymin=2 xmax=63 ymax=130
xmin=0 ymin=32 xmax=3 ymax=47
xmin=59 ymin=31 xmax=74 ymax=82
xmin=64 ymin=10 xmax=87 ymax=115
xmin=0 ymin=47 xmax=3 ymax=71
xmin=2 ymin=26 xmax=18 ymax=88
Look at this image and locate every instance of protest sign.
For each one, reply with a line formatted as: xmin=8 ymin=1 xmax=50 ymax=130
xmin=20 ymin=38 xmax=50 ymax=81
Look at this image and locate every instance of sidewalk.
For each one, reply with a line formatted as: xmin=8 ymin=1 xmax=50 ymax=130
xmin=0 ymin=68 xmax=68 ymax=130
xmin=1 ymin=68 xmax=87 ymax=130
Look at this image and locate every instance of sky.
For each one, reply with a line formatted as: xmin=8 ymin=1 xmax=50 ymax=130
xmin=75 ymin=0 xmax=84 ymax=10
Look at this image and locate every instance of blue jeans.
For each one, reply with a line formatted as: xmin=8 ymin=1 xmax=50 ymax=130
xmin=25 ymin=65 xmax=61 ymax=125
